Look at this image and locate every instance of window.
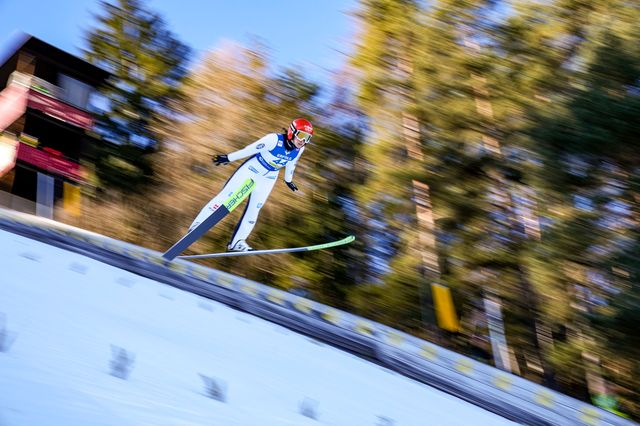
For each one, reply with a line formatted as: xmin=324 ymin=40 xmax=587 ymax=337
xmin=58 ymin=74 xmax=92 ymax=110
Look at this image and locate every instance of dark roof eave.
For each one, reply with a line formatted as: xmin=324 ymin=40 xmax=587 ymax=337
xmin=0 ymin=32 xmax=111 ymax=86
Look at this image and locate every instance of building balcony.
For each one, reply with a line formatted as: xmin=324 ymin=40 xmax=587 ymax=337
xmin=10 ymin=71 xmax=94 ymax=131
xmin=16 ymin=139 xmax=84 ymax=182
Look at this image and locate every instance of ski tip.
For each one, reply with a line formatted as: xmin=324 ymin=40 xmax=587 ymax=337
xmin=337 ymin=235 xmax=355 ymax=245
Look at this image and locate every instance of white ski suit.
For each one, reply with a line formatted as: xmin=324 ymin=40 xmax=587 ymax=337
xmin=189 ymin=133 xmax=305 ymax=247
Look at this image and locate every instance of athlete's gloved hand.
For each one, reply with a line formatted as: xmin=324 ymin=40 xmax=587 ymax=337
xmin=285 ymin=181 xmax=298 ymax=192
xmin=212 ymin=154 xmax=230 ymax=166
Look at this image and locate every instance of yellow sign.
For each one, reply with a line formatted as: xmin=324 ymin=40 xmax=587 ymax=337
xmin=431 ymin=283 xmax=460 ymax=332
xmin=63 ymin=182 xmax=81 ymax=217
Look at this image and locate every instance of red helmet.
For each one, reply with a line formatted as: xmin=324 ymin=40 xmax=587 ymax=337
xmin=287 ymin=118 xmax=314 ymax=144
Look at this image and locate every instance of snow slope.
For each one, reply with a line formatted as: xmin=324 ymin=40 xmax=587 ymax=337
xmin=0 ymin=229 xmax=517 ymax=425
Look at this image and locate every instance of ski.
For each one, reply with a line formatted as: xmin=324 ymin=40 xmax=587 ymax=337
xmin=162 ymin=178 xmax=256 ymax=261
xmin=177 ymin=235 xmax=356 ymax=259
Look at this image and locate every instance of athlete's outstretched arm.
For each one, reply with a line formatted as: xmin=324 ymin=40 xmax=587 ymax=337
xmin=226 ymin=134 xmax=278 ymax=162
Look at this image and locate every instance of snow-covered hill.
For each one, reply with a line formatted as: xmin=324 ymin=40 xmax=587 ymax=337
xmin=0 ymin=230 xmax=516 ymax=425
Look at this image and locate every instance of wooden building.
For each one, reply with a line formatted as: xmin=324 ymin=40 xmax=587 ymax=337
xmin=0 ymin=33 xmax=110 ymax=218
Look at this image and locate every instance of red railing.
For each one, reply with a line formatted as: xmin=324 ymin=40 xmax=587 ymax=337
xmin=16 ymin=142 xmax=83 ymax=182
xmin=27 ymin=89 xmax=93 ymax=130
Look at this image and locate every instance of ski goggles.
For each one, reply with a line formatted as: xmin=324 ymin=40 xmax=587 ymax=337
xmin=294 ymin=130 xmax=312 ymax=144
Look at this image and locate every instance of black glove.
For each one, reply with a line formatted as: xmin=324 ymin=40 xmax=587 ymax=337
xmin=212 ymin=154 xmax=230 ymax=166
xmin=285 ymin=181 xmax=298 ymax=192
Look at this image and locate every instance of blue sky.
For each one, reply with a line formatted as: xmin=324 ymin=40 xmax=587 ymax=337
xmin=0 ymin=0 xmax=359 ymax=82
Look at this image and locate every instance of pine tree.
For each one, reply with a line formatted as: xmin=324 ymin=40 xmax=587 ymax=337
xmin=83 ymin=0 xmax=190 ymax=190
xmin=496 ymin=0 xmax=640 ymax=412
xmin=348 ymin=0 xmax=440 ymax=334
xmin=72 ymin=0 xmax=189 ymax=247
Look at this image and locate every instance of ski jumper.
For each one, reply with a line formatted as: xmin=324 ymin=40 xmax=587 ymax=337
xmin=189 ymin=133 xmax=304 ymax=247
